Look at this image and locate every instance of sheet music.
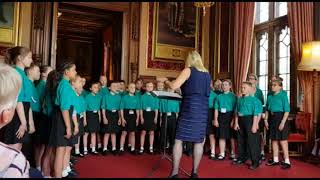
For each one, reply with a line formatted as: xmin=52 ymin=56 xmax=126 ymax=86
xmin=151 ymin=91 xmax=182 ymax=100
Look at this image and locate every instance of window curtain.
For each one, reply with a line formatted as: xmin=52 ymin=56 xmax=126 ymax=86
xmin=287 ymin=2 xmax=314 ymax=118
xmin=233 ymin=2 xmax=255 ymax=95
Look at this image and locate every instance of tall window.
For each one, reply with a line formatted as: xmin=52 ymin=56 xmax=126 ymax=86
xmin=253 ymin=2 xmax=295 ymax=108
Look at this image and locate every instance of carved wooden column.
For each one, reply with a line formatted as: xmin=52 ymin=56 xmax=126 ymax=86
xmin=128 ymin=2 xmax=140 ymax=83
xmin=31 ymin=2 xmax=53 ymax=66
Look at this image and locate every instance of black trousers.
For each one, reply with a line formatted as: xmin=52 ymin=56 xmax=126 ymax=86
xmin=160 ymin=112 xmax=177 ymax=149
xmin=237 ymin=116 xmax=260 ymax=165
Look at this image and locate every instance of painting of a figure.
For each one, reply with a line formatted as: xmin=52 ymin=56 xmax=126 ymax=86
xmin=157 ymin=2 xmax=196 ymax=47
xmin=153 ymin=2 xmax=198 ymax=61
xmin=0 ymin=2 xmax=14 ymax=28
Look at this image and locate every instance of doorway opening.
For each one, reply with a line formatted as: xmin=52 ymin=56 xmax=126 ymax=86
xmin=56 ymin=2 xmax=123 ymax=82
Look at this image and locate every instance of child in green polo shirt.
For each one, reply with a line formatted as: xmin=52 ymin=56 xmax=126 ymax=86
xmin=119 ymin=83 xmax=140 ymax=154
xmin=48 ymin=61 xmax=77 ymax=178
xmin=26 ymin=64 xmax=43 ymax=171
xmin=207 ymin=80 xmax=218 ymax=160
xmin=248 ymin=73 xmax=266 ymax=161
xmin=156 ymin=80 xmax=165 ymax=152
xmin=160 ymin=87 xmax=180 ymax=153
xmin=139 ymin=82 xmax=159 ymax=154
xmin=84 ymin=82 xmax=102 ymax=155
xmin=214 ymin=79 xmax=237 ymax=160
xmin=233 ymin=82 xmax=262 ymax=170
xmin=101 ymin=81 xmax=122 ymax=155
xmin=265 ymin=80 xmax=291 ymax=169
xmin=4 ymin=46 xmax=34 ymax=151
xmin=72 ymin=75 xmax=87 ymax=158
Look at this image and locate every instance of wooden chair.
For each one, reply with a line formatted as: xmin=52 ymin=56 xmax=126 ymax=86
xmin=287 ymin=112 xmax=311 ymax=157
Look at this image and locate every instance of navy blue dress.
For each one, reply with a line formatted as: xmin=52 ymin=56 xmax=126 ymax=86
xmin=175 ymin=67 xmax=211 ymax=143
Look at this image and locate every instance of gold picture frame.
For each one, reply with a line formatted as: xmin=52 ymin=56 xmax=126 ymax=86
xmin=152 ymin=2 xmax=199 ymax=61
xmin=0 ymin=2 xmax=20 ymax=47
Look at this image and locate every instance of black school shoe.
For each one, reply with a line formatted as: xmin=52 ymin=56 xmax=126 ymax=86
xmin=281 ymin=163 xmax=291 ymax=169
xmin=74 ymin=153 xmax=84 ymax=158
xmin=102 ymin=149 xmax=110 ymax=156
xmin=266 ymin=159 xmax=280 ymax=166
xmin=119 ymin=149 xmax=125 ymax=155
xmin=217 ymin=154 xmax=225 ymax=160
xmin=232 ymin=159 xmax=245 ymax=165
xmin=111 ymin=149 xmax=118 ymax=156
xmin=209 ymin=153 xmax=217 ymax=160
xmin=90 ymin=150 xmax=99 ymax=155
xmin=249 ymin=163 xmax=260 ymax=170
xmin=131 ymin=150 xmax=137 ymax=155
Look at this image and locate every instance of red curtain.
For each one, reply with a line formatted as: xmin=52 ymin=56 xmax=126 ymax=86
xmin=287 ymin=2 xmax=314 ymax=117
xmin=233 ymin=2 xmax=255 ymax=95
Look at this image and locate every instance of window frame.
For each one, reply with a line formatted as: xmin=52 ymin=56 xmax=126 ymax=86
xmin=251 ymin=2 xmax=297 ymax=111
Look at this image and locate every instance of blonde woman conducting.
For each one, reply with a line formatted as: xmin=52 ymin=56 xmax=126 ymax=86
xmin=164 ymin=51 xmax=211 ymax=178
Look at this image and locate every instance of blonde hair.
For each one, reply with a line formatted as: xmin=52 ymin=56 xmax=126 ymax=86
xmin=0 ymin=63 xmax=22 ymax=111
xmin=185 ymin=50 xmax=208 ymax=72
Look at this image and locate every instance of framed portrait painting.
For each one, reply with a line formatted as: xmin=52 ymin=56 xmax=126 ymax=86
xmin=0 ymin=2 xmax=20 ymax=47
xmin=152 ymin=2 xmax=199 ymax=61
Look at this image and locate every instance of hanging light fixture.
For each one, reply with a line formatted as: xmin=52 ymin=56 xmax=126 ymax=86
xmin=194 ymin=2 xmax=215 ymax=16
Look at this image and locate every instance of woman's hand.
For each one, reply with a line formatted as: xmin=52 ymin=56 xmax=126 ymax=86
xmin=118 ymin=119 xmax=122 ymax=126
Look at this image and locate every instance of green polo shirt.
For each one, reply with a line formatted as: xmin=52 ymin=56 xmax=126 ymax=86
xmin=15 ymin=66 xmax=33 ymax=103
xmin=120 ymin=93 xmax=140 ymax=110
xmin=101 ymin=92 xmax=122 ymax=111
xmin=160 ymin=99 xmax=180 ymax=113
xmin=266 ymin=91 xmax=290 ymax=113
xmin=214 ymin=92 xmax=237 ymax=112
xmin=99 ymin=86 xmax=109 ymax=97
xmin=140 ymin=92 xmax=159 ymax=111
xmin=85 ymin=93 xmax=102 ymax=111
xmin=30 ymin=79 xmax=41 ymax=112
xmin=42 ymin=93 xmax=53 ymax=116
xmin=81 ymin=89 xmax=90 ymax=97
xmin=36 ymin=79 xmax=46 ymax=105
xmin=208 ymin=90 xmax=218 ymax=109
xmin=75 ymin=94 xmax=86 ymax=115
xmin=254 ymin=87 xmax=264 ymax=105
xmin=236 ymin=95 xmax=261 ymax=116
xmin=55 ymin=78 xmax=77 ymax=111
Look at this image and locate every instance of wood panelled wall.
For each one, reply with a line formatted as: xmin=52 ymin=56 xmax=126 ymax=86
xmin=210 ymin=2 xmax=234 ymax=81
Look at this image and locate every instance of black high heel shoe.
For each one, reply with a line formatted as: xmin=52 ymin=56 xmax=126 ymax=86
xmin=190 ymin=172 xmax=199 ymax=178
xmin=169 ymin=174 xmax=179 ymax=178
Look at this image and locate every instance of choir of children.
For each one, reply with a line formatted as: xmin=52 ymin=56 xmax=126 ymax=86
xmin=1 ymin=46 xmax=293 ymax=178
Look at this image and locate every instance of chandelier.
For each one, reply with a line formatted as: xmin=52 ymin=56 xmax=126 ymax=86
xmin=194 ymin=2 xmax=215 ymax=16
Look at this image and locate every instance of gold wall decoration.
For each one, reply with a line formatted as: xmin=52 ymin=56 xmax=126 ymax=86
xmin=152 ymin=2 xmax=199 ymax=61
xmin=0 ymin=2 xmax=20 ymax=47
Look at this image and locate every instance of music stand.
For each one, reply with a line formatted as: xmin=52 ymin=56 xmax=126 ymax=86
xmin=145 ymin=91 xmax=190 ymax=178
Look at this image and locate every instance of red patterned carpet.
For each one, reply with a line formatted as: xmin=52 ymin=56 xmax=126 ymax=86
xmin=74 ymin=152 xmax=320 ymax=178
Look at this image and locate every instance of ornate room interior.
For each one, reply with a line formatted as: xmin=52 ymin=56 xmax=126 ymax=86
xmin=0 ymin=2 xmax=320 ymax=178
